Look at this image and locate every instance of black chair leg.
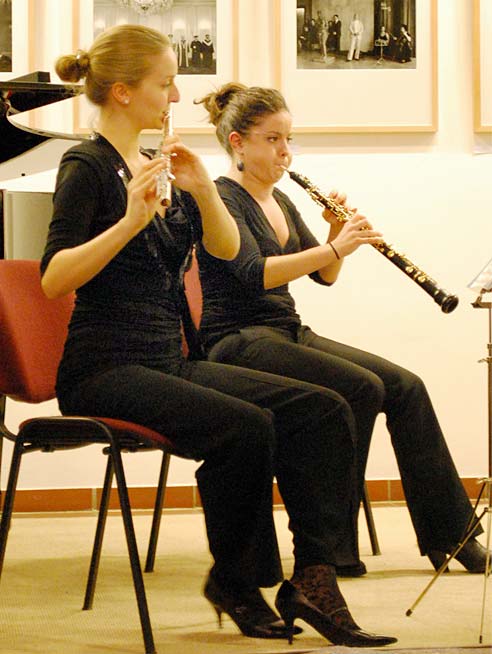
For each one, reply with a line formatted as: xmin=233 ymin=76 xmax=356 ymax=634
xmin=0 ymin=439 xmax=24 ymax=577
xmin=145 ymin=451 xmax=170 ymax=573
xmin=83 ymin=454 xmax=114 ymax=610
xmin=111 ymin=443 xmax=156 ymax=654
xmin=0 ymin=395 xmax=6 ymax=511
xmin=362 ymin=482 xmax=381 ymax=556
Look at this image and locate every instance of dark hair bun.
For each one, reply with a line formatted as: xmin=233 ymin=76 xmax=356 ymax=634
xmin=195 ymin=82 xmax=246 ymax=126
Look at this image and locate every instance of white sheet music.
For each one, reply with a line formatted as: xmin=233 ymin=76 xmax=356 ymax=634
xmin=468 ymin=257 xmax=492 ymax=293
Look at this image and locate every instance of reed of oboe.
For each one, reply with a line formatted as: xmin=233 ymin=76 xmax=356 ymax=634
xmin=155 ymin=108 xmax=174 ymax=207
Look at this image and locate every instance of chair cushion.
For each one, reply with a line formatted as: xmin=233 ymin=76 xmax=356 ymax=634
xmin=18 ymin=415 xmax=177 ymax=452
xmin=97 ymin=417 xmax=176 ymax=450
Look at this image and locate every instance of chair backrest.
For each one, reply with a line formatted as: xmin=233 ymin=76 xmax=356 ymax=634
xmin=0 ymin=256 xmax=200 ymax=402
xmin=0 ymin=260 xmax=74 ymax=404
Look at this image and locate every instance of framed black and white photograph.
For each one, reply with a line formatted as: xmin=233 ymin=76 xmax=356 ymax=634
xmin=0 ymin=0 xmax=32 ymax=81
xmin=274 ymin=0 xmax=437 ymax=132
xmin=297 ymin=0 xmax=416 ymax=70
xmin=473 ymin=0 xmax=492 ymax=133
xmin=74 ymin=0 xmax=238 ymax=132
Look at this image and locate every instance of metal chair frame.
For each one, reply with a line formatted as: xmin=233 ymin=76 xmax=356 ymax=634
xmin=0 ymin=259 xmax=178 ymax=654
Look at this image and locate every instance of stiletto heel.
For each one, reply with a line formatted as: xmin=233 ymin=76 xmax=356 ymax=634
xmin=274 ymin=601 xmax=296 ymax=644
xmin=203 ymin=573 xmax=300 ymax=639
xmin=427 ymin=550 xmax=450 ymax=573
xmin=209 ymin=602 xmax=223 ymax=628
xmin=275 ymin=567 xmax=397 ymax=648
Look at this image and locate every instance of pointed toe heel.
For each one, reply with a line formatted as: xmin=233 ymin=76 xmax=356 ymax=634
xmin=203 ymin=573 xmax=297 ymax=640
xmin=428 ymin=539 xmax=491 ymax=574
xmin=456 ymin=539 xmax=491 ymax=573
xmin=275 ymin=579 xmax=397 ymax=648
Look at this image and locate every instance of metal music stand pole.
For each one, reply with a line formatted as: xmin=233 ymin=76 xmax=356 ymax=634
xmin=405 ymin=290 xmax=492 ymax=643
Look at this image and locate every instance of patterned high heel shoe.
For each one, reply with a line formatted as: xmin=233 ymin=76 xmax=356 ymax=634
xmin=428 ymin=538 xmax=491 ymax=574
xmin=275 ymin=564 xmax=398 ymax=647
xmin=203 ymin=572 xmax=301 ymax=639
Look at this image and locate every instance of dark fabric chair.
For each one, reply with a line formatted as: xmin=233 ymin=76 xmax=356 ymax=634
xmin=0 ymin=258 xmax=178 ymax=654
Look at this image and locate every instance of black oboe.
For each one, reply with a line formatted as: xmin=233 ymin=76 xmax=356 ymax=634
xmin=286 ymin=169 xmax=459 ymax=314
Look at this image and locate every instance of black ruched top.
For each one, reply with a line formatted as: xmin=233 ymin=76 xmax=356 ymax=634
xmin=40 ymin=134 xmax=202 ymax=399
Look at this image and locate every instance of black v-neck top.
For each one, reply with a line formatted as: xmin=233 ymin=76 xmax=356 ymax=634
xmin=40 ymin=134 xmax=202 ymax=397
xmin=197 ymin=176 xmax=330 ymax=347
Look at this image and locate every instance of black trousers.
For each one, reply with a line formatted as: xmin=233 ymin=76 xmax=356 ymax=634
xmin=59 ymin=358 xmax=359 ymax=587
xmin=207 ymin=324 xmax=480 ymax=557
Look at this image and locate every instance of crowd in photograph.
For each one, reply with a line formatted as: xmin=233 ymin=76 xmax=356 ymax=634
xmin=298 ymin=11 xmax=413 ymax=64
xmin=168 ymin=32 xmax=215 ymax=73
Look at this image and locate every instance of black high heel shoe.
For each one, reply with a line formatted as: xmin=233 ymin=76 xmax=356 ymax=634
xmin=275 ymin=564 xmax=397 ymax=648
xmin=203 ymin=573 xmax=302 ymax=639
xmin=275 ymin=580 xmax=397 ymax=647
xmin=428 ymin=538 xmax=491 ymax=574
xmin=427 ymin=550 xmax=450 ymax=573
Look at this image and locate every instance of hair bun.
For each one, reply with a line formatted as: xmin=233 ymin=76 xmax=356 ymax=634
xmin=214 ymin=83 xmax=244 ymax=110
xmin=195 ymin=82 xmax=246 ymax=126
xmin=75 ymin=49 xmax=90 ymax=74
xmin=55 ymin=49 xmax=90 ymax=83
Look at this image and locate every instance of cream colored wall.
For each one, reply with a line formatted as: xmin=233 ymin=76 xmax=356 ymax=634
xmin=2 ymin=0 xmax=492 ymax=492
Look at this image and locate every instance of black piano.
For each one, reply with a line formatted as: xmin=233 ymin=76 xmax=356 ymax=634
xmin=0 ymin=71 xmax=80 ymax=162
xmin=0 ymin=71 xmax=80 ymax=257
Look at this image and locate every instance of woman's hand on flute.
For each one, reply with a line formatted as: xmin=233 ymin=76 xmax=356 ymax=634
xmin=123 ymin=157 xmax=168 ymax=233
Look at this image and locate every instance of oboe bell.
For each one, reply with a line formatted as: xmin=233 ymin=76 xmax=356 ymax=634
xmin=285 ymin=169 xmax=459 ymax=314
xmin=155 ymin=108 xmax=174 ymax=207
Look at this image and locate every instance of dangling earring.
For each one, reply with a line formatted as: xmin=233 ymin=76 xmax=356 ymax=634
xmin=236 ymin=160 xmax=245 ymax=172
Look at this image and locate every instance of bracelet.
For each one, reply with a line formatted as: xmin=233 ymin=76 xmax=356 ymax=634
xmin=329 ymin=241 xmax=340 ymax=260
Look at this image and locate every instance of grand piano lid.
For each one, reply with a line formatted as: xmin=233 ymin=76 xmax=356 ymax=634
xmin=0 ymin=72 xmax=82 ymax=162
xmin=7 ymin=92 xmax=91 ymax=141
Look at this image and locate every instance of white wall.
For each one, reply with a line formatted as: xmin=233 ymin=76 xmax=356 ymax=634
xmin=2 ymin=0 xmax=492 ymax=492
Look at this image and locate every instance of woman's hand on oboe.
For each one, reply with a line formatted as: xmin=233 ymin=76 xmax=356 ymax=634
xmin=331 ymin=211 xmax=383 ymax=258
xmin=321 ymin=190 xmax=351 ymax=237
xmin=321 ymin=189 xmax=346 ymax=222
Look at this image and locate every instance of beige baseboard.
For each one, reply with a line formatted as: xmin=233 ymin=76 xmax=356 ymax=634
xmin=0 ymin=478 xmax=485 ymax=513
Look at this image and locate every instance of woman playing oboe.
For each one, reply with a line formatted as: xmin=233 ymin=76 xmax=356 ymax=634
xmin=196 ymin=83 xmax=490 ymax=583
xmin=41 ymin=26 xmax=395 ymax=648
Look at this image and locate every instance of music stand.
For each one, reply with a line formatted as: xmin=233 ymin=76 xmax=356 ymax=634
xmin=406 ymin=258 xmax=492 ymax=643
xmin=374 ymin=38 xmax=387 ymax=64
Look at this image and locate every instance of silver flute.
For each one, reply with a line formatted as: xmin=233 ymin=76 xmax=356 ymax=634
xmin=155 ymin=108 xmax=174 ymax=207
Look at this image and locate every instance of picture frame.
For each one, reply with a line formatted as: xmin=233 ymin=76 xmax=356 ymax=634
xmin=273 ymin=0 xmax=438 ymax=133
xmin=73 ymin=0 xmax=238 ymax=133
xmin=473 ymin=0 xmax=492 ymax=132
xmin=0 ymin=0 xmax=33 ymax=81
